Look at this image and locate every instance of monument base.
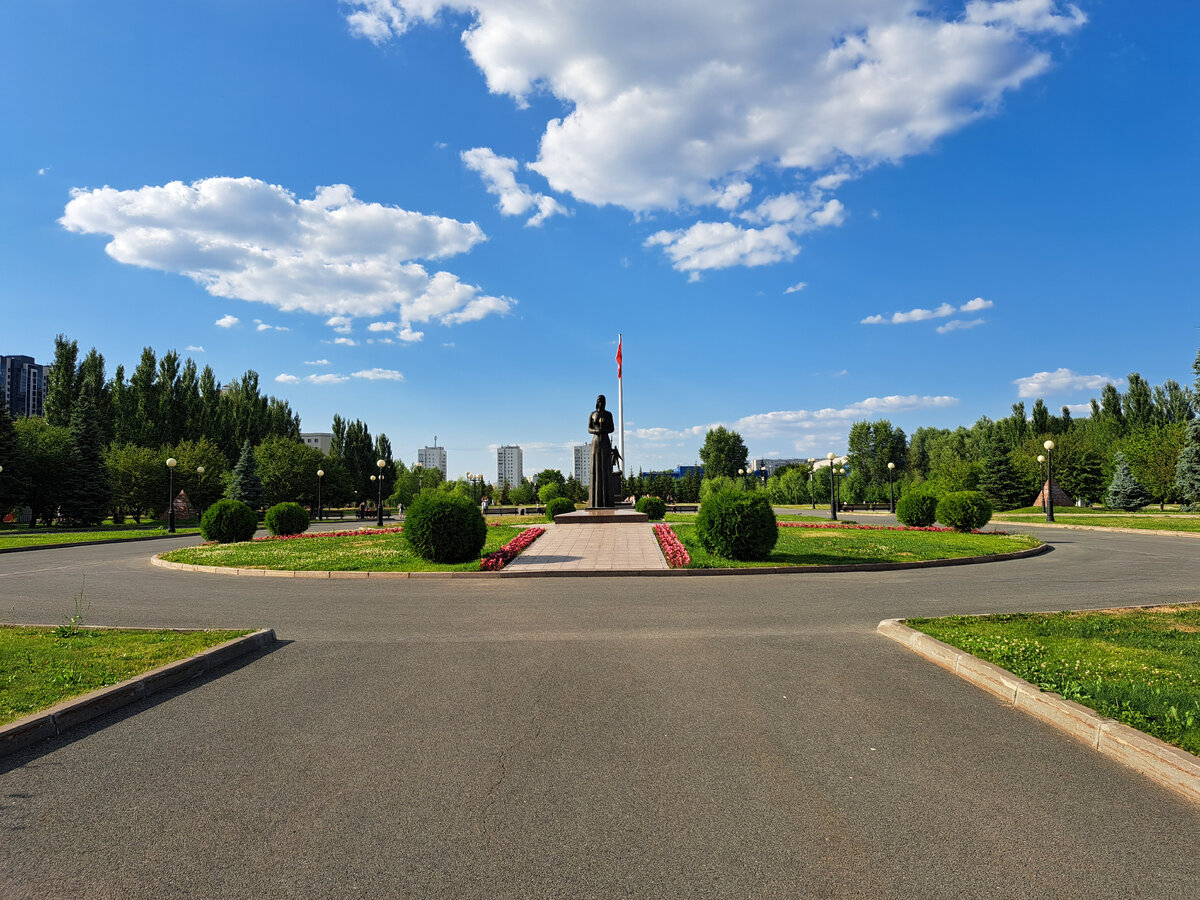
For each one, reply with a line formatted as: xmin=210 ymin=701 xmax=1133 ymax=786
xmin=555 ymin=508 xmax=649 ymax=525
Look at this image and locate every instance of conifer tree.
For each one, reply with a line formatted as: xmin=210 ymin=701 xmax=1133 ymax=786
xmin=1174 ymin=348 xmax=1200 ymax=507
xmin=977 ymin=438 xmax=1028 ymax=510
xmin=1105 ymin=451 xmax=1151 ymax=511
xmin=227 ymin=440 xmax=265 ymax=510
xmin=60 ymin=394 xmax=112 ymax=525
xmin=43 ymin=333 xmax=80 ymax=428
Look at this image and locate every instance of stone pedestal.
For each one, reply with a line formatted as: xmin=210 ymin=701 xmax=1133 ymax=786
xmin=555 ymin=508 xmax=649 ymax=524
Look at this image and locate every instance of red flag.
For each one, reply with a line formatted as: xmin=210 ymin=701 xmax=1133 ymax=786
xmin=616 ymin=337 xmax=623 ymax=379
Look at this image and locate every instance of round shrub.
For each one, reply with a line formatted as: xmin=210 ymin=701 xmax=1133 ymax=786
xmin=403 ymin=492 xmax=488 ymax=563
xmin=200 ymin=498 xmax=258 ymax=543
xmin=545 ymin=497 xmax=576 ymax=520
xmin=264 ymin=501 xmax=310 ymax=536
xmin=896 ymin=491 xmax=939 ymax=527
xmin=695 ymin=489 xmax=777 ymax=561
xmin=635 ymin=496 xmax=667 ymax=521
xmin=935 ymin=491 xmax=993 ymax=532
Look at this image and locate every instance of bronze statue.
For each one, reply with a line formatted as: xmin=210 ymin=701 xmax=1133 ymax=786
xmin=588 ymin=394 xmax=616 ymax=508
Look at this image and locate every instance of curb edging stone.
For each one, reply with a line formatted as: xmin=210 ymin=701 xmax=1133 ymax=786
xmin=0 ymin=627 xmax=276 ymax=760
xmin=877 ymin=618 xmax=1200 ymax=805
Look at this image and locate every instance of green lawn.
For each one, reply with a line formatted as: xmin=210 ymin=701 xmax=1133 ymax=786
xmin=907 ymin=607 xmax=1200 ymax=756
xmin=0 ymin=626 xmax=250 ymax=725
xmin=670 ymin=523 xmax=1041 ymax=568
xmin=991 ymin=512 xmax=1200 ymax=533
xmin=0 ymin=522 xmax=202 ymax=550
xmin=160 ymin=525 xmax=533 ymax=572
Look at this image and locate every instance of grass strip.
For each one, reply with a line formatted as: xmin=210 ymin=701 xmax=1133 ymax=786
xmin=671 ymin=523 xmax=1040 ymax=568
xmin=990 ymin=515 xmax=1200 ymax=533
xmin=0 ymin=626 xmax=250 ymax=725
xmin=907 ymin=607 xmax=1200 ymax=756
xmin=0 ymin=525 xmax=202 ymax=550
xmin=161 ymin=525 xmax=531 ymax=572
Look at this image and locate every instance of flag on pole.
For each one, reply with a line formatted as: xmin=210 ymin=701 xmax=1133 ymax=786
xmin=616 ymin=336 xmax=623 ymax=379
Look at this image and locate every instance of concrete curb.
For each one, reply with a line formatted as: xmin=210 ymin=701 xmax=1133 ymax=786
xmin=876 ymin=618 xmax=1200 ymax=805
xmin=0 ymin=627 xmax=276 ymax=760
xmin=151 ymin=541 xmax=1048 ymax=579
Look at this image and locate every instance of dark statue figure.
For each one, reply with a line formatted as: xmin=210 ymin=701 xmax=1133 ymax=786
xmin=588 ymin=394 xmax=618 ymax=508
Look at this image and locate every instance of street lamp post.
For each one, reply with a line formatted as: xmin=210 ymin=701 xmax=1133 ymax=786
xmin=316 ymin=469 xmax=324 ymax=521
xmin=827 ymin=453 xmax=837 ymax=520
xmin=887 ymin=461 xmax=896 ymax=514
xmin=738 ymin=468 xmax=746 ymax=490
xmin=810 ymin=465 xmax=816 ymax=510
xmin=837 ymin=467 xmax=846 ymax=514
xmin=376 ymin=458 xmax=386 ymax=526
xmin=1043 ymin=440 xmax=1056 ymax=523
xmin=166 ymin=457 xmax=177 ymax=533
xmin=195 ymin=466 xmax=205 ymax=522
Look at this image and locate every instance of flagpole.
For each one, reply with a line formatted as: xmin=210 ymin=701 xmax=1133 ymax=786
xmin=617 ymin=332 xmax=624 ymax=474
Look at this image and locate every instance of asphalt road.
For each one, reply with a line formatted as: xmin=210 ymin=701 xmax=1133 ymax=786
xmin=2 ymin=524 xmax=1199 ymax=898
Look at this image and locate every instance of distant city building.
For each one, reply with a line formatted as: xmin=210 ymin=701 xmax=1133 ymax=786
xmin=573 ymin=444 xmax=591 ymax=487
xmin=810 ymin=455 xmax=848 ymax=470
xmin=497 ymin=444 xmax=523 ymax=488
xmin=748 ymin=457 xmax=820 ymax=476
xmin=0 ymin=355 xmax=49 ymax=418
xmin=418 ymin=441 xmax=447 ymax=477
xmin=301 ymin=432 xmax=333 ymax=454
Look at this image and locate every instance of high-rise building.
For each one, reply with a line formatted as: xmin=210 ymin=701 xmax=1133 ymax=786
xmin=0 ymin=355 xmax=49 ymax=418
xmin=418 ymin=441 xmax=447 ymax=476
xmin=573 ymin=444 xmax=591 ymax=487
xmin=497 ymin=444 xmax=523 ymax=488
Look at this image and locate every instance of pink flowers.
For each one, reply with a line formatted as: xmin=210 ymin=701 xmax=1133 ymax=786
xmin=779 ymin=522 xmax=1006 ymax=535
xmin=480 ymin=527 xmax=545 ymax=571
xmin=653 ymin=523 xmax=691 ymax=568
xmin=253 ymin=526 xmax=404 ymax=542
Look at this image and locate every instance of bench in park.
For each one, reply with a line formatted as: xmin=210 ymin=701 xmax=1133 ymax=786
xmin=839 ymin=502 xmax=892 ymax=512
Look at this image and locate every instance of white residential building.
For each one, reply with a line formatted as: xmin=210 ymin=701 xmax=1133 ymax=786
xmin=301 ymin=432 xmax=333 ymax=455
xmin=497 ymin=444 xmax=523 ymax=488
xmin=573 ymin=444 xmax=591 ymax=487
xmin=748 ymin=457 xmax=822 ymax=476
xmin=418 ymin=444 xmax=447 ymax=476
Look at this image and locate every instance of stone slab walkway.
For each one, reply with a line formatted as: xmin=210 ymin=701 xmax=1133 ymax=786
xmin=503 ymin=523 xmax=668 ymax=572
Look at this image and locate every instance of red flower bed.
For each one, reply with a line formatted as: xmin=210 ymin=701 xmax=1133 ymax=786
xmin=253 ymin=526 xmax=405 ymax=542
xmin=653 ymin=523 xmax=691 ymax=568
xmin=779 ymin=522 xmax=1006 ymax=535
xmin=480 ymin=527 xmax=545 ymax=571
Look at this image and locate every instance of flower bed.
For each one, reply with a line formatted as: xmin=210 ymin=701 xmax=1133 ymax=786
xmin=653 ymin=523 xmax=691 ymax=568
xmin=252 ymin=526 xmax=404 ymax=543
xmin=480 ymin=527 xmax=545 ymax=571
xmin=779 ymin=522 xmax=1007 ymax=535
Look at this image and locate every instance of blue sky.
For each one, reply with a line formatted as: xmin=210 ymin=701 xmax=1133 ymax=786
xmin=3 ymin=1 xmax=1197 ymax=480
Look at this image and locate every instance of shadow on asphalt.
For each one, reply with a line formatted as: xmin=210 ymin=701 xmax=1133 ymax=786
xmin=0 ymin=640 xmax=292 ymax=777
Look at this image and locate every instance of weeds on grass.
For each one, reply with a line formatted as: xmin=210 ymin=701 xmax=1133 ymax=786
xmin=54 ymin=579 xmax=90 ymax=638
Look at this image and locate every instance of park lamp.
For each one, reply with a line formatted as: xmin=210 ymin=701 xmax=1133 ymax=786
xmin=827 ymin=452 xmax=837 ymax=520
xmin=166 ymin=457 xmax=177 ymax=534
xmin=316 ymin=468 xmax=324 ymax=521
xmin=376 ymin=458 xmax=386 ymax=526
xmin=887 ymin=461 xmax=896 ymax=514
xmin=1043 ymin=440 xmax=1056 ymax=523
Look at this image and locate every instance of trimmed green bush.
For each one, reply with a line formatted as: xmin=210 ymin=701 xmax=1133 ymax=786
xmin=635 ymin=495 xmax=667 ymax=520
xmin=403 ymin=493 xmax=487 ymax=563
xmin=545 ymin=497 xmax=575 ymax=520
xmin=935 ymin=491 xmax=993 ymax=532
xmin=264 ymin=501 xmax=310 ymax=536
xmin=200 ymin=498 xmax=258 ymax=543
xmin=695 ymin=489 xmax=777 ymax=560
xmin=896 ymin=491 xmax=939 ymax=527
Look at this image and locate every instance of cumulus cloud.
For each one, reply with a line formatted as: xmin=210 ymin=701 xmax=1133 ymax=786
xmin=960 ymin=297 xmax=994 ymax=312
xmin=306 ymin=373 xmax=350 ymax=385
xmin=1012 ymin=368 xmax=1123 ymax=399
xmin=862 ymin=297 xmax=994 ymax=328
xmin=61 ymin=177 xmax=512 ymax=337
xmin=275 ymin=373 xmax=300 ymax=384
xmin=255 ymin=319 xmax=289 ymax=332
xmin=352 ymin=368 xmax=405 ymax=381
xmin=645 ymin=222 xmax=797 ymax=279
xmin=346 ymin=0 xmax=1084 ymax=275
xmin=186 ymin=345 xmax=205 ymax=352
xmin=215 ymin=314 xmax=239 ymax=328
xmin=331 ymin=337 xmax=359 ymax=346
xmin=461 ymin=147 xmax=568 ymax=226
xmin=304 ymin=359 xmax=330 ymax=366
xmin=326 ymin=315 xmax=353 ymax=334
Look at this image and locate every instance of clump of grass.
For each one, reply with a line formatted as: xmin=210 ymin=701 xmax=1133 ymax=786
xmin=908 ymin=606 xmax=1200 ymax=755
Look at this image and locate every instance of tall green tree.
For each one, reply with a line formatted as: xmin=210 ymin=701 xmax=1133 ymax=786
xmin=1123 ymin=372 xmax=1154 ymax=430
xmin=60 ymin=394 xmax=112 ymax=525
xmin=255 ymin=436 xmax=326 ymax=509
xmin=164 ymin=437 xmax=229 ymax=517
xmin=373 ymin=433 xmax=396 ymax=499
xmin=698 ymin=426 xmax=748 ymax=479
xmin=42 ymin=333 xmax=80 ymax=428
xmin=0 ymin=403 xmax=28 ymax=519
xmin=1173 ymin=348 xmax=1200 ymax=507
xmin=14 ymin=417 xmax=73 ymax=526
xmin=126 ymin=347 xmax=159 ymax=447
xmin=1122 ymin=423 xmax=1187 ymax=509
xmin=1105 ymin=451 xmax=1151 ymax=511
xmin=104 ymin=443 xmax=165 ymax=523
xmin=846 ymin=419 xmax=907 ymax=500
xmin=1030 ymin=398 xmax=1050 ymax=436
xmin=977 ymin=437 xmax=1027 ymax=511
xmin=227 ymin=440 xmax=265 ymax=510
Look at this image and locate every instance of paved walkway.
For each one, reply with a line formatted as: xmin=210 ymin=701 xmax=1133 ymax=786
xmin=503 ymin=522 xmax=668 ymax=572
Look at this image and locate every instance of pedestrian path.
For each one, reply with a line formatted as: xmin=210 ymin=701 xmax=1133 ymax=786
xmin=504 ymin=523 xmax=668 ymax=572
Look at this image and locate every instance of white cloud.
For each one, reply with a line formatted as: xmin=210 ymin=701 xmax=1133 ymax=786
xmin=960 ymin=297 xmax=994 ymax=312
xmin=62 ymin=177 xmax=512 ymax=335
xmin=861 ymin=303 xmax=955 ymax=325
xmin=275 ymin=373 xmax=300 ymax=384
xmin=332 ymin=337 xmax=359 ymax=346
xmin=645 ymin=222 xmax=798 ymax=279
xmin=783 ymin=282 xmax=807 ymax=295
xmin=346 ymin=1 xmax=1084 ymax=276
xmin=304 ymin=359 xmax=330 ymax=366
xmin=326 ymin=315 xmax=353 ymax=334
xmin=936 ymin=318 xmax=985 ymax=333
xmin=38 ymin=167 xmax=50 ymax=176
xmin=254 ymin=319 xmax=289 ymax=332
xmin=306 ymin=373 xmax=350 ymax=385
xmin=352 ymin=368 xmax=405 ymax=381
xmin=1012 ymin=368 xmax=1124 ymax=399
xmin=215 ymin=314 xmax=239 ymax=328
xmin=461 ymin=147 xmax=568 ymax=226
xmin=186 ymin=345 xmax=205 ymax=352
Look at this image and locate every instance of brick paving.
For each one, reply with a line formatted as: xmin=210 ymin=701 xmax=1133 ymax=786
xmin=503 ymin=523 xmax=668 ymax=572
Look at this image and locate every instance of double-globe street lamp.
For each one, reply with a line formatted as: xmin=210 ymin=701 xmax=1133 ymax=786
xmin=376 ymin=458 xmax=386 ymax=526
xmin=1042 ymin=439 xmax=1056 ymax=523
